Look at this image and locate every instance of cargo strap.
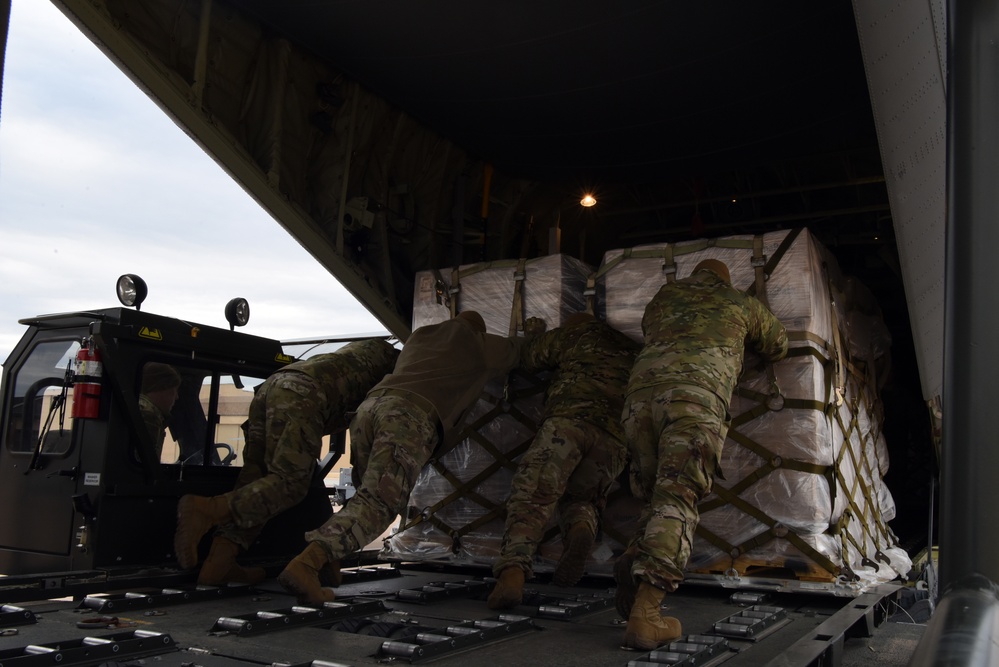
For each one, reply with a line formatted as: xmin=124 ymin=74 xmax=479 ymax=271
xmin=825 ymin=264 xmax=847 ymax=408
xmin=744 ymin=226 xmax=803 ymax=300
xmin=431 ymin=268 xmax=450 ymax=310
xmin=583 ymin=274 xmax=597 ymax=316
xmin=508 ymin=258 xmax=527 ymax=337
xmin=449 ymin=267 xmax=461 ymax=318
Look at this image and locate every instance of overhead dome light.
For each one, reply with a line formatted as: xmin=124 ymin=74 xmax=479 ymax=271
xmin=116 ymin=274 xmax=148 ymax=310
xmin=225 ymin=297 xmax=250 ymax=329
xmin=580 ymin=194 xmax=597 ymax=208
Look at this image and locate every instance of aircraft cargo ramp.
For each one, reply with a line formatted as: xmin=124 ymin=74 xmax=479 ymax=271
xmin=0 ymin=564 xmax=925 ymax=667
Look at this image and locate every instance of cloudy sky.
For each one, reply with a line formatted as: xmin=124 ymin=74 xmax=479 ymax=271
xmin=0 ymin=1 xmax=384 ymax=377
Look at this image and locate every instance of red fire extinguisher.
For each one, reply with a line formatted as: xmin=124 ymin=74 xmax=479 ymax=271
xmin=72 ymin=339 xmax=103 ymax=419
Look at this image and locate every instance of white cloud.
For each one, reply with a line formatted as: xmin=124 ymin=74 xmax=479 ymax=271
xmin=0 ymin=1 xmax=383 ymax=375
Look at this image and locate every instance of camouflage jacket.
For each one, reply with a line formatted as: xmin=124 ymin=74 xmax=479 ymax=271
xmin=627 ymin=270 xmax=789 ymax=405
xmin=521 ymin=320 xmax=639 ymax=440
xmin=283 ymin=339 xmax=399 ymax=434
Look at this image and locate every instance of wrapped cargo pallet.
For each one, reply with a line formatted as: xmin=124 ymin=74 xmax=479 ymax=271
xmin=594 ymin=227 xmax=910 ymax=591
xmin=383 ymin=229 xmax=910 ymax=594
xmin=383 ymin=255 xmax=608 ymax=568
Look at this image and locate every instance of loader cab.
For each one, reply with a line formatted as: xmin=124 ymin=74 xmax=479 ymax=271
xmin=0 ymin=281 xmax=332 ymax=577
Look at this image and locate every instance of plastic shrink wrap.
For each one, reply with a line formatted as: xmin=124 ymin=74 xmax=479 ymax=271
xmin=411 ymin=255 xmax=593 ymax=336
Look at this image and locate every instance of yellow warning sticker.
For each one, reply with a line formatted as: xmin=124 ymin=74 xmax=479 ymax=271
xmin=138 ymin=327 xmax=163 ymax=341
xmin=276 ymin=353 xmax=294 ymax=364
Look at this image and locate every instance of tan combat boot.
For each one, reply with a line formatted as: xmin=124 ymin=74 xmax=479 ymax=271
xmin=197 ymin=536 xmax=266 ymax=586
xmin=318 ymin=561 xmax=343 ymax=588
xmin=487 ymin=567 xmax=525 ymax=609
xmin=174 ymin=495 xmax=231 ymax=569
xmin=277 ymin=543 xmax=336 ymax=605
xmin=553 ymin=523 xmax=596 ymax=587
xmin=614 ymin=545 xmax=639 ymax=619
xmin=623 ymin=581 xmax=682 ymax=650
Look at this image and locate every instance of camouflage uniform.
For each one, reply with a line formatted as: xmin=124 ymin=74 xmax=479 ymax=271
xmin=218 ymin=339 xmax=399 ymax=550
xmin=623 ymin=270 xmax=788 ymax=591
xmin=493 ymin=320 xmax=639 ymax=577
xmin=306 ymin=317 xmax=521 ymax=560
xmin=138 ymin=394 xmax=169 ymax=461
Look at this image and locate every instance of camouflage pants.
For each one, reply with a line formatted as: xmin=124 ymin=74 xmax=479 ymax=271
xmin=493 ymin=416 xmax=627 ymax=577
xmin=219 ymin=371 xmax=326 ymax=550
xmin=305 ymin=393 xmax=439 ymax=560
xmin=621 ymin=384 xmax=728 ymax=591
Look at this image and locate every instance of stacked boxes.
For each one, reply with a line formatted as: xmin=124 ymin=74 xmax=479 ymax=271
xmin=411 ymin=255 xmax=593 ymax=335
xmin=382 ymin=230 xmax=911 ymax=591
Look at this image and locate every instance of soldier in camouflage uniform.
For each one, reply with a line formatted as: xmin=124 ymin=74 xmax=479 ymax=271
xmin=173 ymin=339 xmax=400 ymax=585
xmin=138 ymin=362 xmax=181 ymax=462
xmin=617 ymin=259 xmax=788 ymax=650
xmin=278 ymin=311 xmax=522 ymax=604
xmin=488 ymin=312 xmax=639 ymax=609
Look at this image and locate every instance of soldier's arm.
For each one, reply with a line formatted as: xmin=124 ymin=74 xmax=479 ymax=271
xmin=519 ymin=328 xmax=562 ymax=374
xmin=747 ymin=299 xmax=789 ymax=362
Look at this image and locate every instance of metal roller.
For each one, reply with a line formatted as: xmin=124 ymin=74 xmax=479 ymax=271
xmin=397 ymin=589 xmax=428 ymax=601
xmin=538 ymin=605 xmax=570 ymax=617
xmin=291 ymin=606 xmax=320 ymax=614
xmin=255 ymin=611 xmax=286 ymax=620
xmin=380 ymin=641 xmax=421 ymax=658
xmin=713 ymin=621 xmax=753 ymax=637
xmin=664 ymin=642 xmax=702 ymax=654
xmin=445 ymin=625 xmax=480 ymax=636
xmin=686 ymin=634 xmax=724 ymax=645
xmin=0 ymin=605 xmax=31 ymax=619
xmin=647 ymin=649 xmax=687 ymax=661
xmin=727 ymin=615 xmax=757 ymax=625
xmin=133 ymin=630 xmax=168 ymax=639
xmin=215 ymin=617 xmax=249 ymax=632
xmin=473 ymin=620 xmax=506 ymax=629
xmin=81 ymin=638 xmax=114 ymax=646
xmin=415 ymin=633 xmax=453 ymax=644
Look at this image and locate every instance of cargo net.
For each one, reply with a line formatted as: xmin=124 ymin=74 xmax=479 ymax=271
xmin=687 ymin=326 xmax=911 ymax=591
xmin=383 ymin=229 xmax=911 ymax=593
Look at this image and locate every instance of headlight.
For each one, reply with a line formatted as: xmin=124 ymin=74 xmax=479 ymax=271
xmin=116 ymin=274 xmax=148 ymax=309
xmin=225 ymin=297 xmax=250 ymax=329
